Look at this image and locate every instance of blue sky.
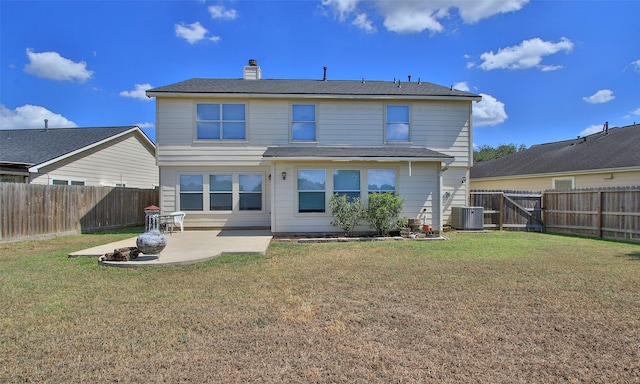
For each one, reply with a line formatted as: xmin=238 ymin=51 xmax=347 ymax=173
xmin=1 ymin=0 xmax=639 ymax=148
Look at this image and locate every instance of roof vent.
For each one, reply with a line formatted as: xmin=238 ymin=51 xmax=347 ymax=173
xmin=243 ymin=59 xmax=261 ymax=80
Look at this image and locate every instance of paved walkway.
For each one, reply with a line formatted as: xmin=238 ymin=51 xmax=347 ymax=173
xmin=69 ymin=230 xmax=273 ymax=268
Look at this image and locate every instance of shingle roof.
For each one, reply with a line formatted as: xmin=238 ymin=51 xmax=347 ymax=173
xmin=0 ymin=126 xmax=142 ymax=166
xmin=470 ymin=124 xmax=640 ymax=179
xmin=147 ymin=78 xmax=480 ymax=99
xmin=263 ymin=146 xmax=453 ymax=160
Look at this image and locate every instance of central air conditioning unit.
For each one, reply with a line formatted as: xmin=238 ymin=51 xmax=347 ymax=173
xmin=451 ymin=207 xmax=484 ymax=230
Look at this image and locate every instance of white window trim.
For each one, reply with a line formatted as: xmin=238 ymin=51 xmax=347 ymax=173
xmin=181 ymin=173 xmax=266 ymax=214
xmin=238 ymin=173 xmax=265 ymax=212
xmin=193 ymin=101 xmax=249 ymax=143
xmin=296 ymin=168 xmax=328 ymax=216
xmin=384 ymin=104 xmax=412 ymax=144
xmin=178 ymin=174 xmax=205 ymax=211
xmin=290 ymin=103 xmax=318 ymax=143
xmin=49 ymin=175 xmax=86 ymax=186
xmin=295 ymin=166 xmax=399 ymax=217
xmin=552 ymin=177 xmax=575 ymax=190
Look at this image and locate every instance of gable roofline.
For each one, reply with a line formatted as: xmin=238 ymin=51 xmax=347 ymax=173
xmin=27 ymin=126 xmax=155 ymax=173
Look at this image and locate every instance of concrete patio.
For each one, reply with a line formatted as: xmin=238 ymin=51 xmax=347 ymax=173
xmin=69 ymin=230 xmax=273 ymax=267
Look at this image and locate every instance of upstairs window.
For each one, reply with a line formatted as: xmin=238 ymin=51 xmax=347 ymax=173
xmin=298 ymin=170 xmax=326 ymax=213
xmin=386 ymin=105 xmax=410 ymax=142
xmin=292 ymin=104 xmax=316 ymax=142
xmin=333 ymin=170 xmax=360 ymax=201
xmin=196 ymin=103 xmax=246 ymax=140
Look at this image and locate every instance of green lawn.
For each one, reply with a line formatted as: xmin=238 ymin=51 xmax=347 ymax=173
xmin=1 ymin=230 xmax=639 ymax=383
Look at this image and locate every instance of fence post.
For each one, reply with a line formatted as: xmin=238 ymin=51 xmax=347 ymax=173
xmin=499 ymin=192 xmax=504 ymax=231
xmin=597 ymin=190 xmax=603 ymax=239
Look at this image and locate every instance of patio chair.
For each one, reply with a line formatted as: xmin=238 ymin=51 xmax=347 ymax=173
xmin=168 ymin=211 xmax=186 ymax=233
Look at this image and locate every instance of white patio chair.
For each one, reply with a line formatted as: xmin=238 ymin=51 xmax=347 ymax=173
xmin=168 ymin=211 xmax=186 ymax=233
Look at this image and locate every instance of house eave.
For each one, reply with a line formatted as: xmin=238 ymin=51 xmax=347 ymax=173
xmin=263 ymin=156 xmax=452 ymax=162
xmin=146 ymin=91 xmax=481 ymax=102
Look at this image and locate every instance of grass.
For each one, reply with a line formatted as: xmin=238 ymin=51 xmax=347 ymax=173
xmin=1 ymin=230 xmax=639 ymax=383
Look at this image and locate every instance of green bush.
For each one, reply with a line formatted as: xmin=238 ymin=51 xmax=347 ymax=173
xmin=365 ymin=192 xmax=405 ymax=236
xmin=329 ymin=193 xmax=364 ymax=236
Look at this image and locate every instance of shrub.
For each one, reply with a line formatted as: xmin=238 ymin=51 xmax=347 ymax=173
xmin=329 ymin=193 xmax=364 ymax=236
xmin=365 ymin=192 xmax=405 ymax=236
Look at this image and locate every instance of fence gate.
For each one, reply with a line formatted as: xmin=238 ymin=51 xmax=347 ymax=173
xmin=471 ymin=190 xmax=543 ymax=231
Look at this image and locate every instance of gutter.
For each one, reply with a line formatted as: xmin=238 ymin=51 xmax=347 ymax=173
xmin=146 ymin=91 xmax=482 ymax=102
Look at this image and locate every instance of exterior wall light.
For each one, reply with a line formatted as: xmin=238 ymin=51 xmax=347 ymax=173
xmin=281 ymin=171 xmax=287 ymax=180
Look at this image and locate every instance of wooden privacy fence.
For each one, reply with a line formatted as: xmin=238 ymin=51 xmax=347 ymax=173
xmin=471 ymin=190 xmax=543 ymax=231
xmin=471 ymin=187 xmax=640 ymax=242
xmin=0 ymin=183 xmax=158 ymax=242
xmin=543 ymin=187 xmax=640 ymax=242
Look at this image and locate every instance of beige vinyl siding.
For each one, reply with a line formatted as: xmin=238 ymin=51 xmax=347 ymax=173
xmin=156 ymin=98 xmax=193 ymax=146
xmin=319 ymin=101 xmax=383 ymax=146
xmin=31 ymin=133 xmax=158 ymax=189
xmin=442 ymin=167 xmax=469 ymax=225
xmin=470 ymin=168 xmax=640 ymax=191
xmin=412 ymin=101 xmax=471 ymax=167
xmin=156 ymin=98 xmax=473 ymax=167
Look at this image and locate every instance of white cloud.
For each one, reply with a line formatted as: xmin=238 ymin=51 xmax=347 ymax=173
xmin=322 ymin=0 xmax=359 ymax=21
xmin=582 ymin=89 xmax=614 ymax=104
xmin=579 ymin=124 xmax=604 ymax=137
xmin=632 ymin=107 xmax=640 ymax=115
xmin=352 ymin=13 xmax=377 ymax=33
xmin=0 ymin=104 xmax=77 ymax=130
xmin=477 ymin=37 xmax=574 ymax=71
xmin=208 ymin=5 xmax=238 ymax=19
xmin=473 ymin=93 xmax=508 ymax=126
xmin=452 ymin=81 xmax=470 ymax=92
xmin=630 ymin=59 xmax=640 ymax=72
xmin=540 ymin=64 xmax=563 ymax=72
xmin=120 ymin=83 xmax=153 ymax=101
xmin=175 ymin=22 xmax=220 ymax=44
xmin=136 ymin=122 xmax=154 ymax=129
xmin=23 ymin=49 xmax=93 ymax=82
xmin=323 ymin=0 xmax=529 ymax=34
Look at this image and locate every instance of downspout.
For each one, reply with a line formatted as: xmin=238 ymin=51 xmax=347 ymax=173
xmin=270 ymin=162 xmax=276 ymax=234
xmin=437 ymin=161 xmax=451 ymax=233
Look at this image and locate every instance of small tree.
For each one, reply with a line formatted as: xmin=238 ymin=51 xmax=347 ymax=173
xmin=329 ymin=193 xmax=364 ymax=236
xmin=365 ymin=192 xmax=405 ymax=236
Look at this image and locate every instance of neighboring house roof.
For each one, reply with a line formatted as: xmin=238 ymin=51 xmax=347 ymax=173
xmin=264 ymin=146 xmax=453 ymax=161
xmin=471 ymin=124 xmax=640 ymax=179
xmin=0 ymin=126 xmax=155 ymax=172
xmin=147 ymin=78 xmax=481 ymax=100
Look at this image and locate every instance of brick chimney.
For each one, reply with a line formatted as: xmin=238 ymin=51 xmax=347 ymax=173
xmin=243 ymin=59 xmax=262 ymax=80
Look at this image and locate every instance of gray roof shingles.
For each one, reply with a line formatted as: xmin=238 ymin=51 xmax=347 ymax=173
xmin=263 ymin=146 xmax=453 ymax=160
xmin=147 ymin=78 xmax=480 ymax=99
xmin=0 ymin=126 xmax=139 ymax=166
xmin=470 ymin=124 xmax=640 ymax=178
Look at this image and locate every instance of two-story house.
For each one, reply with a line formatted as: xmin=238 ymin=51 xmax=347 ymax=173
xmin=146 ymin=60 xmax=480 ymax=234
